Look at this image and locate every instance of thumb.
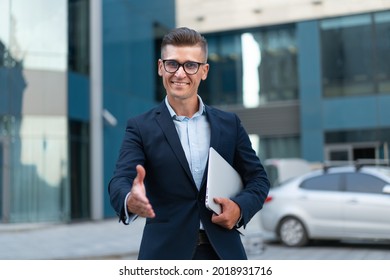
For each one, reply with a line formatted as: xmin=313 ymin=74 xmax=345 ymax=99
xmin=213 ymin=197 xmax=223 ymax=205
xmin=134 ymin=164 xmax=146 ymax=187
xmin=213 ymin=197 xmax=228 ymax=212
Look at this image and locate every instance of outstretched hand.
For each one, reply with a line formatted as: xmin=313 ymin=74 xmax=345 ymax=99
xmin=211 ymin=197 xmax=241 ymax=229
xmin=126 ymin=165 xmax=155 ymax=218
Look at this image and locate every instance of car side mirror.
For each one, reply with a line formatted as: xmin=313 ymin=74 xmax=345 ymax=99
xmin=383 ymin=185 xmax=390 ymax=194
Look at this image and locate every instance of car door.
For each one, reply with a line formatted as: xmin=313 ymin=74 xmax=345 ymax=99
xmin=342 ymin=172 xmax=390 ymax=239
xmin=298 ymin=173 xmax=344 ymax=237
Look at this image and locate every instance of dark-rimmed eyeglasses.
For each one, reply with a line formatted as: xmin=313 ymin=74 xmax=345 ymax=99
xmin=162 ymin=59 xmax=206 ymax=75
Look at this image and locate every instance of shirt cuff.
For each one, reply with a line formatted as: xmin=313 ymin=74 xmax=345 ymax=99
xmin=235 ymin=213 xmax=243 ymax=228
xmin=123 ymin=192 xmax=138 ymax=224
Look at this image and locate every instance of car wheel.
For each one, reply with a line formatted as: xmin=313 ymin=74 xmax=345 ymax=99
xmin=278 ymin=217 xmax=308 ymax=247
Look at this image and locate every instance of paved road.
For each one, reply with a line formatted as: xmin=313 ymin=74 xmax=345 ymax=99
xmin=249 ymin=240 xmax=390 ymax=260
xmin=111 ymin=213 xmax=390 ymax=260
xmin=1 ymin=212 xmax=389 ymax=260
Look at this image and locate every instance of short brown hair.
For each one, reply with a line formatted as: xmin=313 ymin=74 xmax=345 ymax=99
xmin=161 ymin=27 xmax=208 ymax=61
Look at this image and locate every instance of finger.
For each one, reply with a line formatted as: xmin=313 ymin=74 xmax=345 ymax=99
xmin=127 ymin=194 xmax=155 ymax=217
xmin=131 ymin=165 xmax=147 ymax=201
xmin=213 ymin=197 xmax=227 ymax=212
xmin=144 ymin=206 xmax=156 ymax=218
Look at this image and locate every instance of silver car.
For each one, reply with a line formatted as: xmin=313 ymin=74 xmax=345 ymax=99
xmin=260 ymin=165 xmax=390 ymax=247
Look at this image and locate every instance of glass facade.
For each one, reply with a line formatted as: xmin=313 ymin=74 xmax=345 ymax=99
xmin=321 ymin=11 xmax=390 ymax=163
xmin=321 ymin=11 xmax=390 ymax=97
xmin=68 ymin=0 xmax=89 ymax=75
xmin=259 ymin=136 xmax=301 ymax=160
xmin=198 ymin=25 xmax=301 ymax=160
xmin=201 ymin=25 xmax=299 ymax=107
xmin=0 ymin=0 xmax=69 ymax=222
xmin=374 ymin=11 xmax=390 ymax=94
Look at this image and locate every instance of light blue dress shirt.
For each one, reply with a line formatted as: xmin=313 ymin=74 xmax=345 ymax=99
xmin=165 ymin=96 xmax=211 ymax=189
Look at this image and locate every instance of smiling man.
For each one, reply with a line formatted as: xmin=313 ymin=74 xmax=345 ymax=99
xmin=108 ymin=27 xmax=270 ymax=260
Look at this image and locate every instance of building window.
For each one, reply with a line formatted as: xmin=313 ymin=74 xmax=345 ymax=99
xmin=202 ymin=25 xmax=298 ymax=107
xmin=374 ymin=11 xmax=390 ymax=93
xmin=321 ymin=11 xmax=390 ymax=97
xmin=259 ymin=136 xmax=301 ymax=160
xmin=68 ymin=0 xmax=90 ymax=75
xmin=154 ymin=23 xmax=170 ymax=102
xmin=69 ymin=120 xmax=90 ymax=220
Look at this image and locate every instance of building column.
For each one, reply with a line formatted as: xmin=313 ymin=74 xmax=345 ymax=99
xmin=297 ymin=21 xmax=324 ymax=162
xmin=90 ymin=0 xmax=103 ymax=220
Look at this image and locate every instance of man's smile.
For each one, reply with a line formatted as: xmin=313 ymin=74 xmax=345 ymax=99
xmin=172 ymin=81 xmax=190 ymax=86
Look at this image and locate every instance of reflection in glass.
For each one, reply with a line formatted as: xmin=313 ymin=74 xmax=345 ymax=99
xmin=259 ymin=136 xmax=300 ymax=160
xmin=0 ymin=116 xmax=70 ymax=222
xmin=19 ymin=117 xmax=67 ymax=187
xmin=8 ymin=0 xmax=67 ymax=71
xmin=203 ymin=25 xmax=298 ymax=107
xmin=321 ymin=12 xmax=390 ymax=97
xmin=374 ymin=11 xmax=390 ymax=93
xmin=9 ymin=116 xmax=70 ymax=222
xmin=321 ymin=14 xmax=374 ymax=97
xmin=256 ymin=28 xmax=298 ymax=104
xmin=0 ymin=0 xmax=10 ymax=48
xmin=202 ymin=34 xmax=242 ymax=106
xmin=241 ymin=33 xmax=260 ymax=108
xmin=1 ymin=0 xmax=70 ymax=223
xmin=321 ymin=11 xmax=390 ymax=97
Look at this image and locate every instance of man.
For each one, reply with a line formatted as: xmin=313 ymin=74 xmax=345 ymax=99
xmin=108 ymin=27 xmax=270 ymax=260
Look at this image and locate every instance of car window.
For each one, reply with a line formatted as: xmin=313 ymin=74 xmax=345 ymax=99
xmin=345 ymin=172 xmax=386 ymax=194
xmin=300 ymin=173 xmax=341 ymax=191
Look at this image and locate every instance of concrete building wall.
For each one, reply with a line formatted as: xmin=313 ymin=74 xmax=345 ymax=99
xmin=176 ymin=0 xmax=390 ymax=32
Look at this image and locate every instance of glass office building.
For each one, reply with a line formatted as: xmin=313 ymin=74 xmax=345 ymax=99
xmin=199 ymin=10 xmax=390 ymax=164
xmin=0 ymin=0 xmax=175 ymax=223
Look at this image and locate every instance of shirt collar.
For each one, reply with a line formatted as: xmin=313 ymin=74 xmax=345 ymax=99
xmin=165 ymin=95 xmax=206 ymax=121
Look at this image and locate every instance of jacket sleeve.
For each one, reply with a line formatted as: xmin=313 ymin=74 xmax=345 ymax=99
xmin=108 ymin=117 xmax=145 ymax=223
xmin=230 ymin=114 xmax=270 ymax=228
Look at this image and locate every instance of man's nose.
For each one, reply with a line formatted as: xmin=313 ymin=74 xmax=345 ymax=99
xmin=175 ymin=65 xmax=187 ymax=76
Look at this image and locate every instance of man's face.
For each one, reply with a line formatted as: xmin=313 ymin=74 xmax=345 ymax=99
xmin=158 ymin=44 xmax=209 ymax=101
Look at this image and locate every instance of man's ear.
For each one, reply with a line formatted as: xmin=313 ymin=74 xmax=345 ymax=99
xmin=201 ymin=63 xmax=209 ymax=80
xmin=158 ymin=59 xmax=163 ymax=77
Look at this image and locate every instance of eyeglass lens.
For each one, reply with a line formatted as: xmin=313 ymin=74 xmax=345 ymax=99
xmin=163 ymin=60 xmax=201 ymax=75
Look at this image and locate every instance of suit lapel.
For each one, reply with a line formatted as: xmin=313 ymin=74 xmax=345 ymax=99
xmin=155 ymin=102 xmax=197 ymax=188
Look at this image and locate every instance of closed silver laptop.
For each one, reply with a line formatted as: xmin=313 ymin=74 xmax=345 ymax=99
xmin=205 ymin=147 xmax=243 ymax=215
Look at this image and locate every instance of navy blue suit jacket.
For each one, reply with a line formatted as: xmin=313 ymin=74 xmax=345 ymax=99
xmin=108 ymin=101 xmax=270 ymax=260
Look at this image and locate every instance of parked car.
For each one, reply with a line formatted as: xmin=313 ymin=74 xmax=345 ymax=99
xmin=260 ymin=164 xmax=390 ymax=247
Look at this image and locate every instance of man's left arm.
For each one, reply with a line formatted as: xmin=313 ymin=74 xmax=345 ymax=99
xmin=230 ymin=118 xmax=270 ymax=228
